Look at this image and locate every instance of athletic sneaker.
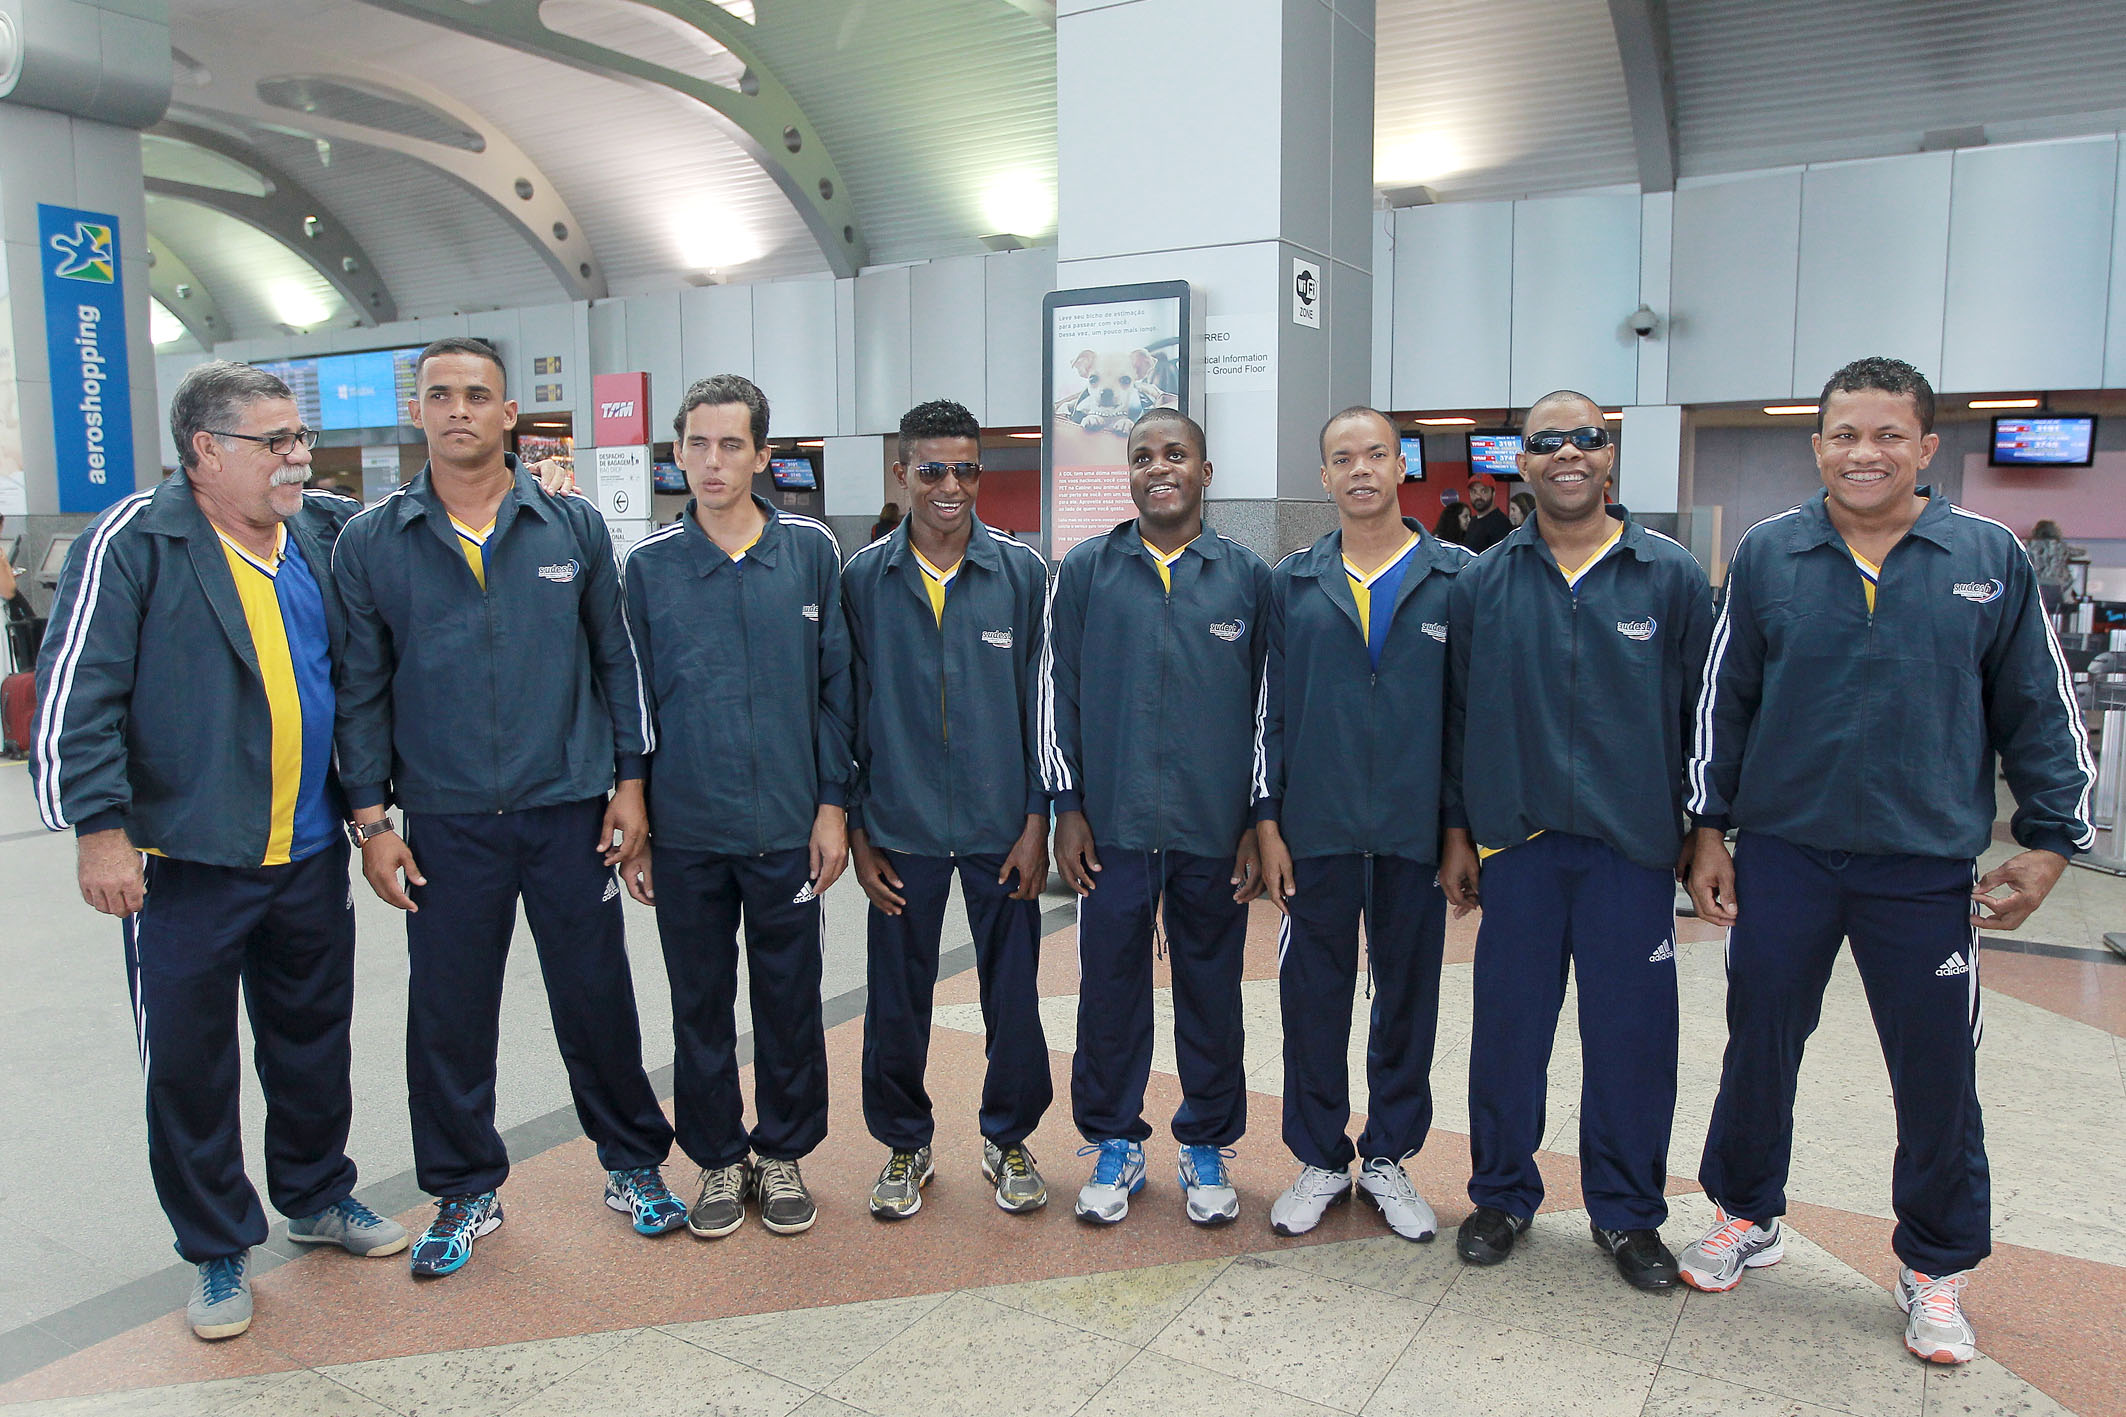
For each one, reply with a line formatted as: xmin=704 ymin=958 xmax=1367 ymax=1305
xmin=689 ymin=1161 xmax=749 ymax=1238
xmin=409 ymin=1192 xmax=503 ymax=1277
xmin=1356 ymin=1157 xmax=1436 ymax=1241
xmin=1179 ymin=1145 xmax=1240 ymax=1226
xmin=605 ymin=1166 xmax=688 ymax=1235
xmin=1897 ymin=1267 xmax=1978 ymax=1365
xmin=983 ymin=1140 xmax=1048 ymax=1213
xmin=1074 ymin=1138 xmax=1147 ymax=1224
xmin=1269 ymin=1164 xmax=1352 ymax=1236
xmin=187 ymin=1253 xmax=252 ymax=1340
xmin=286 ymin=1197 xmax=409 ymax=1256
xmin=1677 ymin=1205 xmax=1783 ymax=1292
xmin=754 ymin=1157 xmax=817 ymax=1234
xmin=869 ymin=1146 xmax=935 ymax=1220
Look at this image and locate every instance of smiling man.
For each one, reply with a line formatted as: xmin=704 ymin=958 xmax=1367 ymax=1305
xmin=1440 ymin=389 xmax=1714 ymax=1292
xmin=843 ymin=399 xmax=1056 ymax=1221
xmin=1041 ymin=408 xmax=1271 ymax=1226
xmin=1254 ymin=407 xmax=1468 ymax=1244
xmin=1682 ymin=356 xmax=2095 ymax=1364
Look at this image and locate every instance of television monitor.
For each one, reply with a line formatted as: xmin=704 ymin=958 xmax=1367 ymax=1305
xmin=1399 ymin=435 xmax=1426 ymax=480
xmin=1990 ymin=415 xmax=2096 ymax=468
xmin=1467 ymin=430 xmax=1524 ymax=479
xmin=252 ymin=344 xmax=428 ymax=432
xmin=38 ymin=533 xmax=77 ymax=585
xmin=652 ymin=462 xmax=687 ymax=493
xmin=769 ymin=456 xmax=817 ymax=491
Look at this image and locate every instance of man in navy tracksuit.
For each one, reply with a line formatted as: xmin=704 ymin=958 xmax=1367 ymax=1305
xmin=336 ymin=338 xmax=680 ymax=1277
xmin=1255 ymin=407 xmax=1467 ymax=1245
xmin=1042 ymin=408 xmax=1271 ymax=1227
xmin=33 ymin=362 xmax=405 ymax=1340
xmin=1440 ymin=389 xmax=1714 ymax=1292
xmin=1682 ymin=357 xmax=2094 ymax=1364
xmin=620 ymin=374 xmax=853 ymax=1241
xmin=845 ymin=399 xmax=1055 ymax=1220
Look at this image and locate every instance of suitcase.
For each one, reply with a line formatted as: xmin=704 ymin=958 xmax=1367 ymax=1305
xmin=1 ymin=671 xmax=33 ymax=759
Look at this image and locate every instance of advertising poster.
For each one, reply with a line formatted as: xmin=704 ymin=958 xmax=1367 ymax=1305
xmin=1041 ymin=281 xmax=1191 ymax=560
xmin=39 ymin=203 xmax=135 ymax=513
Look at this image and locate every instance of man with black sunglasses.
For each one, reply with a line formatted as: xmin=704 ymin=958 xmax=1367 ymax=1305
xmin=1441 ymin=390 xmax=1713 ymax=1291
xmin=844 ymin=400 xmax=1056 ymax=1220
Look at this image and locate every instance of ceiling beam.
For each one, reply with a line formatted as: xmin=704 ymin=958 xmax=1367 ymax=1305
xmin=147 ymin=118 xmax=400 ymax=325
xmin=143 ymin=230 xmax=229 ymax=348
xmin=1607 ymin=0 xmax=1678 ymax=193
xmin=355 ymin=0 xmax=870 ymax=277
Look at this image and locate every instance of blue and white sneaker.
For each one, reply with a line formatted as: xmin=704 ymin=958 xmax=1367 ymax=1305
xmin=1179 ymin=1145 xmax=1239 ymax=1226
xmin=410 ymin=1192 xmax=503 ymax=1277
xmin=187 ymin=1252 xmax=252 ymax=1340
xmin=287 ymin=1197 xmax=410 ymax=1256
xmin=605 ymin=1166 xmax=688 ymax=1235
xmin=1073 ymin=1139 xmax=1147 ymax=1224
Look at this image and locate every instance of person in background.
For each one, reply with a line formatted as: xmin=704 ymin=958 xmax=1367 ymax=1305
xmin=1461 ymin=474 xmax=1513 ymax=553
xmin=1434 ymin=501 xmax=1473 ymax=546
xmin=872 ymin=502 xmax=904 ymax=543
xmin=1508 ymin=492 xmax=1536 ymax=529
xmin=2024 ymin=519 xmax=2080 ymax=615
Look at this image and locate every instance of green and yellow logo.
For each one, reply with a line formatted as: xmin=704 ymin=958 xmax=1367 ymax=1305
xmin=49 ymin=221 xmax=116 ymax=283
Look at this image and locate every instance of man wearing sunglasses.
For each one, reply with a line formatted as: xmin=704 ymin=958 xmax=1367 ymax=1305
xmin=1042 ymin=408 xmax=1271 ymax=1227
xmin=1440 ymin=390 xmax=1713 ymax=1292
xmin=843 ymin=400 xmax=1056 ymax=1220
xmin=620 ymin=373 xmax=853 ymax=1241
xmin=34 ymin=361 xmax=407 ymax=1341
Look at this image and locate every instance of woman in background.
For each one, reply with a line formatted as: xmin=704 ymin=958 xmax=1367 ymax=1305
xmin=2024 ymin=519 xmax=2080 ymax=615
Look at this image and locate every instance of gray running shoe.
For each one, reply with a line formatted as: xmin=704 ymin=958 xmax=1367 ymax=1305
xmin=689 ymin=1161 xmax=749 ymax=1239
xmin=1677 ymin=1205 xmax=1784 ymax=1292
xmin=187 ymin=1252 xmax=252 ymax=1340
xmin=754 ymin=1157 xmax=817 ymax=1234
xmin=869 ymin=1146 xmax=935 ymax=1220
xmin=287 ymin=1197 xmax=410 ymax=1257
xmin=1897 ymin=1267 xmax=1977 ymax=1364
xmin=983 ymin=1140 xmax=1048 ymax=1213
xmin=1356 ymin=1157 xmax=1437 ymax=1242
xmin=1179 ymin=1145 xmax=1239 ymax=1226
xmin=1269 ymin=1164 xmax=1351 ymax=1236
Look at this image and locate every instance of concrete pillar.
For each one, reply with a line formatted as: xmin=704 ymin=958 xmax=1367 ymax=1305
xmin=1054 ymin=0 xmax=1375 ymax=560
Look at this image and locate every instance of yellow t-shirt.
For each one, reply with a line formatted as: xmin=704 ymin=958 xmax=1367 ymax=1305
xmin=726 ymin=526 xmax=764 ymax=563
xmin=450 ymin=514 xmax=494 ymax=590
xmin=1149 ymin=538 xmax=1192 ymax=593
xmin=1556 ymin=521 xmax=1625 ymax=590
xmin=1342 ymin=532 xmax=1422 ymax=650
xmin=218 ymin=527 xmax=305 ymax=865
xmin=911 ymin=547 xmax=962 ymax=626
xmin=1850 ymin=549 xmax=1881 ymax=614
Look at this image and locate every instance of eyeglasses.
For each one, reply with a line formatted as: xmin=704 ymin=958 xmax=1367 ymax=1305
xmin=209 ymin=427 xmax=320 ymax=457
xmin=911 ymin=461 xmax=982 ymax=484
xmin=1522 ymin=426 xmax=1612 ymax=455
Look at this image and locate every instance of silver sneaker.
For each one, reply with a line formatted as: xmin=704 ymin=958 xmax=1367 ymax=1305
xmin=689 ymin=1161 xmax=749 ymax=1238
xmin=1356 ymin=1157 xmax=1436 ymax=1241
xmin=187 ymin=1252 xmax=252 ymax=1340
xmin=1897 ymin=1267 xmax=1977 ymax=1364
xmin=1269 ymin=1164 xmax=1352 ymax=1236
xmin=287 ymin=1197 xmax=409 ymax=1257
xmin=983 ymin=1140 xmax=1048 ymax=1213
xmin=869 ymin=1146 xmax=934 ymax=1220
xmin=1179 ymin=1145 xmax=1239 ymax=1226
xmin=754 ymin=1157 xmax=817 ymax=1235
xmin=1677 ymin=1205 xmax=1784 ymax=1292
xmin=1074 ymin=1139 xmax=1147 ymax=1224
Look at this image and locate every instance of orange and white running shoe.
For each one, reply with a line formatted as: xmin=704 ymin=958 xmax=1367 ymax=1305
xmin=1897 ymin=1267 xmax=1977 ymax=1364
xmin=1677 ymin=1205 xmax=1784 ymax=1292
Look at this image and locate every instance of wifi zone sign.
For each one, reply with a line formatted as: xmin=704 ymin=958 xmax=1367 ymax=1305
xmin=591 ymin=372 xmax=651 ymax=446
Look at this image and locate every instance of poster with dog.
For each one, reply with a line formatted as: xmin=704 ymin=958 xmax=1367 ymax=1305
xmin=1043 ymin=283 xmax=1188 ymax=558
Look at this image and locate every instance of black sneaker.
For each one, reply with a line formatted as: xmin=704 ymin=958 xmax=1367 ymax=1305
xmin=1456 ymin=1205 xmax=1530 ymax=1265
xmin=1592 ymin=1223 xmax=1681 ymax=1291
xmin=688 ymin=1161 xmax=749 ymax=1239
xmin=754 ymin=1157 xmax=816 ymax=1234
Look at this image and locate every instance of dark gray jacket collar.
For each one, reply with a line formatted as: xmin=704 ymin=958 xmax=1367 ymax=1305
xmin=1791 ymin=485 xmax=1956 ymax=552
xmin=880 ymin=514 xmax=1006 ymax=575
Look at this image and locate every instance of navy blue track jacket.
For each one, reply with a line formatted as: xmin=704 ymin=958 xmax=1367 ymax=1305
xmin=1447 ymin=507 xmax=1716 ymax=871
xmin=332 ymin=458 xmax=652 ymax=814
xmin=1039 ymin=519 xmax=1272 ymax=859
xmin=623 ymin=497 xmax=855 ymax=856
xmin=1688 ymin=489 xmax=2094 ymax=861
xmin=1253 ymin=520 xmax=1469 ymax=864
xmin=842 ymin=517 xmax=1049 ymax=858
xmin=31 ymin=477 xmax=358 ymax=866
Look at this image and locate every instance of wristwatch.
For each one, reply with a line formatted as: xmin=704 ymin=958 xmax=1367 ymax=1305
xmin=346 ymin=815 xmax=397 ymax=848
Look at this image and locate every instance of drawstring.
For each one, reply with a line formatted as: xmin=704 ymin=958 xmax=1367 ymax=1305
xmin=1360 ymin=853 xmax=1375 ymax=999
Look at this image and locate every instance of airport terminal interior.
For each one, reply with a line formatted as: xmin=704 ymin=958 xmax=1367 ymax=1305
xmin=5 ymin=1 xmax=2126 ymax=1414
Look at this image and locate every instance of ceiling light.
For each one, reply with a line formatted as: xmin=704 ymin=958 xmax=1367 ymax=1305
xmin=1604 ymin=412 xmax=1624 ymax=420
xmin=672 ymin=202 xmax=763 ymax=271
xmin=1375 ymin=131 xmax=1464 ymax=186
xmin=1968 ymin=398 xmax=2040 ymax=409
xmin=796 ymin=439 xmax=823 ymax=447
xmin=149 ymin=298 xmax=187 ymax=347
xmin=1413 ymin=416 xmax=1476 ymax=426
xmin=1008 ymin=431 xmax=1042 ymax=439
xmin=1763 ymin=405 xmax=1818 ymax=415
xmin=267 ymin=277 xmax=331 ymax=329
xmin=981 ymin=171 xmax=1056 ymax=238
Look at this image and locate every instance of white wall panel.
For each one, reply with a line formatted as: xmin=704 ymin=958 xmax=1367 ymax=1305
xmin=751 ymin=279 xmax=838 ymax=438
xmin=853 ymin=266 xmax=911 ymax=436
xmin=1636 ymin=191 xmax=1672 ymax=405
xmin=2107 ymin=141 xmax=2126 ymax=389
xmin=910 ymin=255 xmax=988 ymax=421
xmin=984 ymin=246 xmax=1055 ymax=428
xmin=680 ymin=282 xmax=754 ymax=384
xmin=1509 ymin=192 xmax=1640 ymax=408
xmin=1370 ymin=212 xmax=1395 ymax=408
xmin=515 ymin=302 xmax=581 ymax=413
xmin=622 ymin=294 xmax=683 ymax=415
xmin=835 ymin=277 xmax=857 ymax=439
xmin=587 ymin=299 xmax=626 ymax=382
xmin=1668 ymin=170 xmax=1801 ymax=405
xmin=1389 ymin=202 xmax=1512 ymax=410
xmin=1943 ymin=138 xmax=2117 ymax=394
xmin=823 ymin=435 xmax=888 ymax=518
xmin=1793 ymin=153 xmax=1953 ymax=396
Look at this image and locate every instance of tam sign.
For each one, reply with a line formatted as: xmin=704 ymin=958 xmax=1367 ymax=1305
xmin=592 ymin=372 xmax=651 ymax=446
xmin=39 ymin=203 xmax=135 ymax=513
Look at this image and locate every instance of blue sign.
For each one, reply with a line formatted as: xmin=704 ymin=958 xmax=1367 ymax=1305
xmin=39 ymin=203 xmax=135 ymax=513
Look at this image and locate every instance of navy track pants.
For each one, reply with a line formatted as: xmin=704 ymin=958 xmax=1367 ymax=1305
xmin=1071 ymin=849 xmax=1247 ymax=1148
xmin=403 ymin=798 xmax=671 ymax=1197
xmin=127 ymin=841 xmax=359 ymax=1262
xmin=652 ymin=844 xmax=828 ymax=1169
xmin=861 ymin=851 xmax=1052 ymax=1151
xmin=1467 ymin=831 xmax=1679 ymax=1230
xmin=1278 ymin=853 xmax=1446 ymax=1171
xmin=1699 ymin=831 xmax=1990 ymax=1274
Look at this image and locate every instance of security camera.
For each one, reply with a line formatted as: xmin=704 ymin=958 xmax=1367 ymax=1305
xmin=1629 ymin=305 xmax=1661 ymax=339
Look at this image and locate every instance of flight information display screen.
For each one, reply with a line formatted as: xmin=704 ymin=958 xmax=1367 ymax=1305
xmin=1467 ymin=431 xmax=1523 ymax=479
xmin=253 ymin=346 xmax=424 ymax=432
xmin=1990 ymin=415 xmax=2096 ymax=467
